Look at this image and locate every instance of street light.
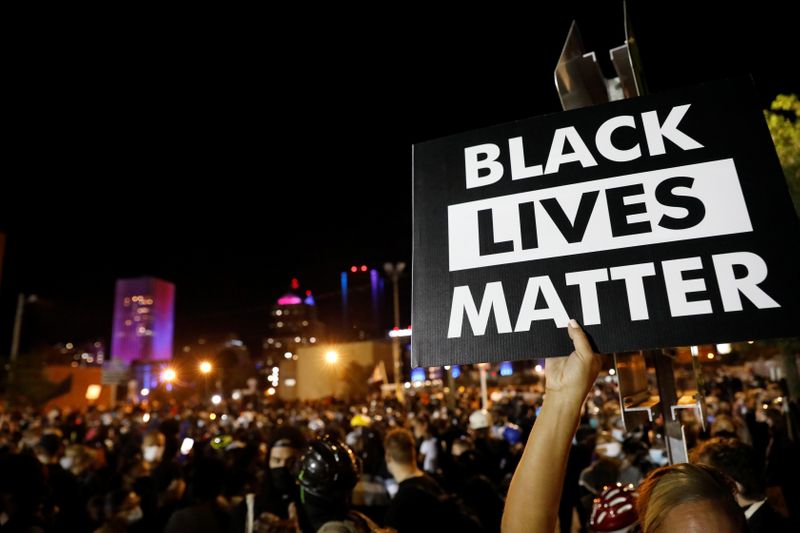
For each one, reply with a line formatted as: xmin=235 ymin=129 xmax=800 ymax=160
xmin=325 ymin=350 xmax=339 ymax=364
xmin=384 ymin=262 xmax=407 ymax=403
xmin=161 ymin=368 xmax=177 ymax=383
xmin=198 ymin=361 xmax=213 ymax=397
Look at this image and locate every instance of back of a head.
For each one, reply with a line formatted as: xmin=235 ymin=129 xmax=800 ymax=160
xmin=189 ymin=457 xmax=227 ymax=502
xmin=636 ymin=463 xmax=746 ymax=533
xmin=691 ymin=437 xmax=765 ymax=501
xmin=38 ymin=433 xmax=62 ymax=458
xmin=384 ymin=428 xmax=416 ymax=467
xmin=268 ymin=425 xmax=307 ymax=451
xmin=709 ymin=415 xmax=737 ymax=438
xmin=297 ymin=435 xmax=361 ymax=503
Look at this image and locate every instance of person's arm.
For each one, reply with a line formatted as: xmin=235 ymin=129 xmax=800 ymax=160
xmin=502 ymin=320 xmax=600 ymax=533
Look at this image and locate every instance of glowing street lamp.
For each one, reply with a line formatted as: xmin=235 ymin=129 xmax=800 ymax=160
xmin=199 ymin=361 xmax=213 ymax=374
xmin=325 ymin=350 xmax=339 ymax=364
xmin=161 ymin=368 xmax=177 ymax=383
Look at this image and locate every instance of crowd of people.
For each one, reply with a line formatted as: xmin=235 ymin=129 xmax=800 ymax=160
xmin=0 ymin=330 xmax=798 ymax=532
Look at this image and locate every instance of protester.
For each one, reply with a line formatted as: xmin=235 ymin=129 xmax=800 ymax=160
xmin=588 ymin=483 xmax=638 ymax=533
xmin=502 ymin=321 xmax=749 ymax=533
xmin=692 ymin=437 xmax=791 ymax=532
xmin=164 ymin=458 xmax=230 ymax=533
xmin=383 ymin=428 xmax=481 ymax=533
xmin=636 ymin=462 xmax=746 ymax=532
xmin=410 ymin=416 xmax=438 ymax=474
xmin=0 ymin=324 xmax=797 ymax=533
xmin=93 ymin=489 xmax=144 ymax=533
xmin=503 ymin=320 xmax=602 ymax=533
xmin=36 ymin=433 xmax=88 ymax=532
xmin=295 ymin=434 xmax=381 ymax=532
xmin=234 ymin=425 xmax=307 ymax=531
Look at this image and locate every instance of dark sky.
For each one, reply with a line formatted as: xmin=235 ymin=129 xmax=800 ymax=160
xmin=1 ymin=3 xmax=796 ymax=353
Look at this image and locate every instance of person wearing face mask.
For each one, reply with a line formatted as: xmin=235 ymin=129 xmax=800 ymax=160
xmin=133 ymin=430 xmax=185 ymax=532
xmin=578 ymin=431 xmax=644 ymax=526
xmin=350 ymin=425 xmax=391 ymax=524
xmin=61 ymin=443 xmax=94 ymax=476
xmin=141 ymin=431 xmax=166 ymax=469
xmin=36 ymin=433 xmax=88 ymax=532
xmin=229 ymin=427 xmax=308 ymax=533
xmin=585 ymin=432 xmax=644 ymax=487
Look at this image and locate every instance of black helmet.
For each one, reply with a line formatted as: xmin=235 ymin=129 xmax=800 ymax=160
xmin=297 ymin=434 xmax=361 ymax=501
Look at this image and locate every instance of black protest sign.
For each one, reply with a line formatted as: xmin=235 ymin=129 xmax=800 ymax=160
xmin=411 ymin=78 xmax=800 ymax=367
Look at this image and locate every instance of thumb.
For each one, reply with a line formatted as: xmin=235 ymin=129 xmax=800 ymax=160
xmin=567 ymin=319 xmax=595 ymax=361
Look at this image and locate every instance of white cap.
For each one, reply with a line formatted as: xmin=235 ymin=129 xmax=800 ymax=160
xmin=469 ymin=409 xmax=492 ymax=430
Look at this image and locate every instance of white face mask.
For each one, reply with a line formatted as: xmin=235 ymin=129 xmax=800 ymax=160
xmin=59 ymin=457 xmax=74 ymax=471
xmin=596 ymin=442 xmax=622 ymax=458
xmin=611 ymin=428 xmax=625 ymax=442
xmin=126 ymin=506 xmax=144 ymax=524
xmin=143 ymin=445 xmax=164 ymax=463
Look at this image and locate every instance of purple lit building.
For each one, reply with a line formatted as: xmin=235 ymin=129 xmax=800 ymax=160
xmin=111 ymin=277 xmax=175 ymax=365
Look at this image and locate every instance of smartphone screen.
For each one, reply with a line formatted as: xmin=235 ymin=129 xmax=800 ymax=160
xmin=180 ymin=437 xmax=194 ymax=455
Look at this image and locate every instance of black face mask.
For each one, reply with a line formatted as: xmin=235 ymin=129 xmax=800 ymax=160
xmin=270 ymin=467 xmax=294 ymax=495
xmin=454 ymin=451 xmax=479 ymax=476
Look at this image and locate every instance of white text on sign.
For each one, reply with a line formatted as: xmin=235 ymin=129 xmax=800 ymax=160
xmin=447 ymin=252 xmax=780 ymax=338
xmin=464 ymin=104 xmax=703 ymax=187
xmin=448 ymin=159 xmax=752 ymax=271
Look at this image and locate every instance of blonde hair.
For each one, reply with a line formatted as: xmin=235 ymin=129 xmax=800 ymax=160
xmin=636 ymin=463 xmax=746 ymax=532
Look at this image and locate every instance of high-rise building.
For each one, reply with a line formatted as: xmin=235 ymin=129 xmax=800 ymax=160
xmin=339 ymin=265 xmax=387 ymax=340
xmin=264 ymin=280 xmax=324 ymax=366
xmin=111 ymin=277 xmax=175 ymax=365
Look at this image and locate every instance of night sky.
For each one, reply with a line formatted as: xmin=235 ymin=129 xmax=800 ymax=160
xmin=1 ymin=3 xmax=796 ymax=354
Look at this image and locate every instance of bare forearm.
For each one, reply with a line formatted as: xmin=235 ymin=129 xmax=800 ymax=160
xmin=502 ymin=397 xmax=582 ymax=533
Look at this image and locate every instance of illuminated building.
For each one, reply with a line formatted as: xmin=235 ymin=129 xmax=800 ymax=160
xmin=339 ymin=265 xmax=386 ymax=340
xmin=264 ymin=279 xmax=324 ymax=366
xmin=111 ymin=277 xmax=175 ymax=365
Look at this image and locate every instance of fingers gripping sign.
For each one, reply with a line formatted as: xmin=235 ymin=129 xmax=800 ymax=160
xmin=545 ymin=319 xmax=602 ymax=405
